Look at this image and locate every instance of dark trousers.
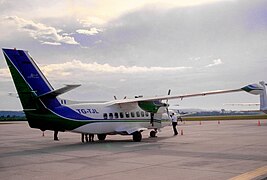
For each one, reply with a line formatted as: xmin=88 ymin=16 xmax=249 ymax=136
xmin=54 ymin=130 xmax=59 ymax=141
xmin=81 ymin=134 xmax=89 ymax=143
xmin=89 ymin=134 xmax=94 ymax=142
xmin=172 ymin=122 xmax=178 ymax=135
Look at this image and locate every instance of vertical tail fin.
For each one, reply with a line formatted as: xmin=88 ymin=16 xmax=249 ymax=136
xmin=2 ymin=48 xmax=60 ymax=110
xmin=2 ymin=48 xmax=89 ymax=131
xmin=3 ymin=48 xmax=57 ymax=130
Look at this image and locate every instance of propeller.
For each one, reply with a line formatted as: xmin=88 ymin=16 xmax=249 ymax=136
xmin=166 ymin=89 xmax=171 ymax=117
xmin=114 ymin=96 xmax=127 ymax=100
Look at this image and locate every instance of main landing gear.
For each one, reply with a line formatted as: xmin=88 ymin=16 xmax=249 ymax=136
xmin=132 ymin=131 xmax=142 ymax=142
xmin=132 ymin=129 xmax=157 ymax=142
xmin=149 ymin=129 xmax=157 ymax=138
xmin=97 ymin=134 xmax=107 ymax=141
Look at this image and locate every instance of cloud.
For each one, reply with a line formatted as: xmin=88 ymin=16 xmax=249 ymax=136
xmin=78 ymin=17 xmax=106 ymax=27
xmin=40 ymin=60 xmax=192 ymax=78
xmin=42 ymin=42 xmax=61 ymax=46
xmin=4 ymin=16 xmax=79 ymax=45
xmin=0 ymin=0 xmax=266 ymax=111
xmin=0 ymin=68 xmax=11 ymax=81
xmin=76 ymin=28 xmax=103 ymax=36
xmin=205 ymin=59 xmax=223 ymax=67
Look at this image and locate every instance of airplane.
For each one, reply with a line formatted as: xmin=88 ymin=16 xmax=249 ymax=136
xmin=2 ymin=48 xmax=267 ymax=142
xmin=223 ymin=103 xmax=260 ymax=113
xmin=224 ymin=81 xmax=267 ymax=113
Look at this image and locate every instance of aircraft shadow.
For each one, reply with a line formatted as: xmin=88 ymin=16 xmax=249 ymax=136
xmin=0 ymin=136 xmax=174 ymax=159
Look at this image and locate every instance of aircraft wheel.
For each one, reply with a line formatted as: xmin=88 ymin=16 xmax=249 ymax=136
xmin=97 ymin=134 xmax=107 ymax=141
xmin=150 ymin=130 xmax=157 ymax=138
xmin=132 ymin=131 xmax=142 ymax=142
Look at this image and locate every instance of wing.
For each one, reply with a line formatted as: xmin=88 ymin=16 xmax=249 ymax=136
xmin=107 ymin=82 xmax=264 ymax=106
xmin=108 ymin=88 xmax=243 ymax=106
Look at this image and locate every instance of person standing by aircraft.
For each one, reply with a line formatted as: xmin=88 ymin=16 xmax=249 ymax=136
xmin=89 ymin=134 xmax=94 ymax=142
xmin=54 ymin=130 xmax=59 ymax=141
xmin=171 ymin=113 xmax=178 ymax=135
xmin=81 ymin=133 xmax=89 ymax=143
xmin=81 ymin=133 xmax=85 ymax=143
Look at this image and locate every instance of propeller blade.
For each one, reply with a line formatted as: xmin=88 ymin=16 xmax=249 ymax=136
xmin=166 ymin=89 xmax=171 ymax=116
xmin=166 ymin=106 xmax=170 ymax=116
xmin=168 ymin=89 xmax=171 ymax=95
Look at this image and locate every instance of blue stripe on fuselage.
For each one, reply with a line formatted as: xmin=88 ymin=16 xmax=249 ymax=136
xmin=42 ymin=97 xmax=93 ymax=120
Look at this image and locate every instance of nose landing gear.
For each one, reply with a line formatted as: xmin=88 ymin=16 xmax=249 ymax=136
xmin=149 ymin=129 xmax=157 ymax=138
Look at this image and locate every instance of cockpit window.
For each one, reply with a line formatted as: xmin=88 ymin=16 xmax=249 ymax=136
xmin=141 ymin=111 xmax=145 ymax=117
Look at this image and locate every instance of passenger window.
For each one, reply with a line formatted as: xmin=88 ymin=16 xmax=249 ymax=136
xmin=141 ymin=111 xmax=144 ymax=117
xmin=120 ymin=112 xmax=124 ymax=118
xmin=114 ymin=112 xmax=119 ymax=119
xmin=136 ymin=111 xmax=140 ymax=117
xmin=145 ymin=112 xmax=149 ymax=117
xmin=125 ymin=112 xmax=130 ymax=118
xmin=131 ymin=112 xmax=135 ymax=117
xmin=103 ymin=113 xmax=107 ymax=119
xmin=109 ymin=113 xmax=113 ymax=119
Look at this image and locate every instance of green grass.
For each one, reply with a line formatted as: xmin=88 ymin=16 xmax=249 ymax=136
xmin=0 ymin=117 xmax=27 ymax=121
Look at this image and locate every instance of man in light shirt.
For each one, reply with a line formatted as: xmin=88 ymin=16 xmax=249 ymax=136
xmin=171 ymin=113 xmax=178 ymax=135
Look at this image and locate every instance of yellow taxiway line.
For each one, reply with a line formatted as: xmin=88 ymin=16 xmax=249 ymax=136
xmin=229 ymin=166 xmax=267 ymax=180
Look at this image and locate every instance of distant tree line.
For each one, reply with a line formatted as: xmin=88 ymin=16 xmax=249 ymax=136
xmin=0 ymin=111 xmax=26 ymax=121
xmin=190 ymin=110 xmax=260 ymax=117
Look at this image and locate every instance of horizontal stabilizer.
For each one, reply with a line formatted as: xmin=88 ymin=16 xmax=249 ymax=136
xmin=38 ymin=84 xmax=81 ymax=98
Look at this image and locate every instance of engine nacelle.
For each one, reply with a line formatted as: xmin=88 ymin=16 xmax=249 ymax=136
xmin=138 ymin=100 xmax=167 ymax=113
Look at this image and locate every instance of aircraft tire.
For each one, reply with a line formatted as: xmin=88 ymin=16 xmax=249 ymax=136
xmin=97 ymin=134 xmax=107 ymax=141
xmin=150 ymin=130 xmax=157 ymax=138
xmin=132 ymin=131 xmax=142 ymax=142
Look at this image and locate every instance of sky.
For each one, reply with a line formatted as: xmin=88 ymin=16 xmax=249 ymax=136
xmin=0 ymin=0 xmax=267 ymax=111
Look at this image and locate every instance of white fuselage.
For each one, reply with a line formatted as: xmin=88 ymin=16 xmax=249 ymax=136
xmin=62 ymin=101 xmax=171 ymax=134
